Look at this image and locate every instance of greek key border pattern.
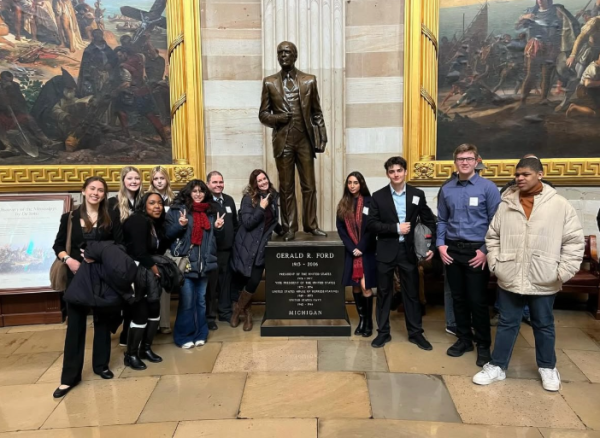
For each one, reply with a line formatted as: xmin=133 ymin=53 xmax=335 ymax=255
xmin=412 ymin=160 xmax=600 ymax=184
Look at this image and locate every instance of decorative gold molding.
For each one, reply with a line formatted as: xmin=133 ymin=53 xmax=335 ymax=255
xmin=168 ymin=33 xmax=184 ymax=57
xmin=171 ymin=93 xmax=187 ymax=120
xmin=420 ymin=87 xmax=437 ymax=117
xmin=404 ymin=1 xmax=600 ymax=186
xmin=173 ymin=166 xmax=195 ymax=182
xmin=420 ymin=23 xmax=438 ymax=52
xmin=0 ymin=0 xmax=205 ymax=193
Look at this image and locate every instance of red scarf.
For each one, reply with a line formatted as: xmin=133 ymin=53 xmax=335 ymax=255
xmin=191 ymin=203 xmax=211 ymax=246
xmin=344 ymin=195 xmax=364 ymax=283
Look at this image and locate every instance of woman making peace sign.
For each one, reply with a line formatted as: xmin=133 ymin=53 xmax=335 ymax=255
xmin=165 ymin=180 xmax=224 ymax=348
xmin=230 ymin=169 xmax=282 ymax=331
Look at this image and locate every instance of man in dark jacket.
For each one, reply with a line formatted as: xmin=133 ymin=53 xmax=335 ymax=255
xmin=367 ymin=156 xmax=437 ymax=350
xmin=206 ymin=170 xmax=239 ymax=327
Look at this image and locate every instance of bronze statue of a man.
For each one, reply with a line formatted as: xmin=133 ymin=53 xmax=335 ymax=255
xmin=259 ymin=41 xmax=327 ymax=241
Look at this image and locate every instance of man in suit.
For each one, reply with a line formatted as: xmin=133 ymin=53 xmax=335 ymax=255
xmin=367 ymin=156 xmax=437 ymax=349
xmin=259 ymin=41 xmax=328 ymax=241
xmin=206 ymin=170 xmax=239 ymax=329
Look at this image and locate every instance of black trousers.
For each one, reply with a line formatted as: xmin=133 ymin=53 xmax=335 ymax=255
xmin=130 ymin=298 xmax=160 ymax=325
xmin=233 ymin=264 xmax=265 ymax=295
xmin=206 ymin=250 xmax=233 ymax=322
xmin=446 ymin=241 xmax=491 ymax=347
xmin=376 ymin=243 xmax=423 ymax=337
xmin=61 ymin=303 xmax=112 ymax=386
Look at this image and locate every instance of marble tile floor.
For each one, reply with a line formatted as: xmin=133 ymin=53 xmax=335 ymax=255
xmin=0 ymin=305 xmax=598 ymax=437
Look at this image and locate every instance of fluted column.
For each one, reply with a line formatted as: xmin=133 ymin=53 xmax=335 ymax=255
xmin=262 ymin=0 xmax=345 ymax=231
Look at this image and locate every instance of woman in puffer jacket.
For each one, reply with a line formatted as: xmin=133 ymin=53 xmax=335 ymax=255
xmin=473 ymin=157 xmax=584 ymax=392
xmin=230 ymin=169 xmax=283 ymax=331
xmin=165 ymin=180 xmax=224 ymax=348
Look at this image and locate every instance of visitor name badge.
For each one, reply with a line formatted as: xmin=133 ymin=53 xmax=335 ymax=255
xmin=412 ymin=196 xmax=420 ymax=205
xmin=363 ymin=207 xmax=369 ymax=215
xmin=225 ymin=206 xmax=232 ymax=214
xmin=469 ymin=197 xmax=479 ymax=207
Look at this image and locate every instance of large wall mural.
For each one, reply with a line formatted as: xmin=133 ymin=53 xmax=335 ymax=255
xmin=437 ymin=0 xmax=599 ymax=160
xmin=0 ymin=0 xmax=170 ymax=166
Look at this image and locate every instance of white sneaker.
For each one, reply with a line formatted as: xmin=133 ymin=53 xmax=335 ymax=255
xmin=181 ymin=342 xmax=194 ymax=349
xmin=539 ymin=367 xmax=561 ymax=391
xmin=194 ymin=340 xmax=206 ymax=347
xmin=473 ymin=363 xmax=506 ymax=385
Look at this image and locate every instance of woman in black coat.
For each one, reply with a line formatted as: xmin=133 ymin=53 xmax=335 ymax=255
xmin=52 ymin=176 xmax=123 ymax=398
xmin=230 ymin=169 xmax=282 ymax=331
xmin=336 ymin=171 xmax=377 ymax=337
xmin=121 ymin=192 xmax=170 ymax=370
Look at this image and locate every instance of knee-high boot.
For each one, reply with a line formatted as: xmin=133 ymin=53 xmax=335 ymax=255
xmin=243 ymin=298 xmax=253 ymax=331
xmin=140 ymin=318 xmax=163 ymax=363
xmin=231 ymin=289 xmax=253 ymax=328
xmin=124 ymin=326 xmax=147 ymax=370
xmin=353 ymin=292 xmax=366 ymax=335
xmin=362 ymin=296 xmax=374 ymax=338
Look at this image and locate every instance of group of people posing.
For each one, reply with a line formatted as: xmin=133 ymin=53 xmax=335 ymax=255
xmin=51 ymin=142 xmax=585 ymax=399
xmin=336 ymin=144 xmax=583 ymax=394
xmin=51 ymin=165 xmax=281 ymax=398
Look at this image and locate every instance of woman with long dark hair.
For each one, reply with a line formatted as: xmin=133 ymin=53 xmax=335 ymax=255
xmin=52 ymin=176 xmax=123 ymax=398
xmin=230 ymin=169 xmax=282 ymax=331
xmin=166 ymin=180 xmax=224 ymax=348
xmin=147 ymin=165 xmax=175 ymax=334
xmin=121 ymin=192 xmax=171 ymax=370
xmin=336 ymin=171 xmax=377 ymax=337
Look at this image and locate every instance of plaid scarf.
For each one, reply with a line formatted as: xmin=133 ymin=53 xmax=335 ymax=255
xmin=344 ymin=195 xmax=364 ymax=283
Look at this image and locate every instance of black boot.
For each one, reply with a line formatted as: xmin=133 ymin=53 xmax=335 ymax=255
xmin=124 ymin=326 xmax=147 ymax=370
xmin=362 ymin=296 xmax=374 ymax=338
xmin=353 ymin=292 xmax=366 ymax=335
xmin=140 ymin=319 xmax=163 ymax=363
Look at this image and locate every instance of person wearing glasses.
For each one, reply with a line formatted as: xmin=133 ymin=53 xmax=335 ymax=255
xmin=437 ymin=144 xmax=501 ymax=367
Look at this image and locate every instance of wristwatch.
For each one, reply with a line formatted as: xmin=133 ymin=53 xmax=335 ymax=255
xmin=62 ymin=256 xmax=71 ymax=263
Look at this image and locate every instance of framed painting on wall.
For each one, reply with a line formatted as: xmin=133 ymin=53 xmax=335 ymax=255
xmin=404 ymin=0 xmax=600 ymax=185
xmin=0 ymin=0 xmax=205 ymax=192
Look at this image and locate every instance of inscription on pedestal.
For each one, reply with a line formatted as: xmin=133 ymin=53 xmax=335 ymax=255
xmin=261 ymin=233 xmax=350 ymax=336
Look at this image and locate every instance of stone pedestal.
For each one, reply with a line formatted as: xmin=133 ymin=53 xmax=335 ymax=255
xmin=261 ymin=232 xmax=351 ymax=336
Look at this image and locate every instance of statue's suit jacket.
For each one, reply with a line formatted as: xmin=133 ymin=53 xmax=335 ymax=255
xmin=259 ymin=69 xmax=328 ymax=159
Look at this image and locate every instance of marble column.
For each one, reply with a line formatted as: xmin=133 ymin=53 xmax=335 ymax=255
xmin=262 ymin=0 xmax=345 ymax=232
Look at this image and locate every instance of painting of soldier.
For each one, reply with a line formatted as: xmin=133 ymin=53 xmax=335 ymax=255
xmin=438 ymin=0 xmax=600 ymax=160
xmin=0 ymin=0 xmax=170 ymax=165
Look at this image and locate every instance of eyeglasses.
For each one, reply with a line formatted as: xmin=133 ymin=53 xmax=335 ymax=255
xmin=455 ymin=157 xmax=477 ymax=163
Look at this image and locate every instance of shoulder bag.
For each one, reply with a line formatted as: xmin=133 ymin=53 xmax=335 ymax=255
xmin=49 ymin=212 xmax=73 ymax=291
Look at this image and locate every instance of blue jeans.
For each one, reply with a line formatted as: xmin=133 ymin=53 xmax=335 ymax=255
xmin=174 ymin=277 xmax=208 ymax=346
xmin=491 ymin=287 xmax=556 ymax=370
xmin=494 ymin=299 xmax=530 ymax=319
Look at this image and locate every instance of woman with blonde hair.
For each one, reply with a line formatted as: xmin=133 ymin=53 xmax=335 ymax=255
xmin=147 ymin=165 xmax=175 ymax=334
xmin=109 ymin=166 xmax=143 ymax=345
xmin=147 ymin=166 xmax=175 ymax=208
xmin=110 ymin=166 xmax=144 ymax=223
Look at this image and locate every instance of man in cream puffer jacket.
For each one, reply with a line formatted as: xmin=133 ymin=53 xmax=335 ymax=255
xmin=473 ymin=157 xmax=584 ymax=392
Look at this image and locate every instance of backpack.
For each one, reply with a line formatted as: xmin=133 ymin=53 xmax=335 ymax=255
xmin=414 ymin=218 xmax=433 ymax=260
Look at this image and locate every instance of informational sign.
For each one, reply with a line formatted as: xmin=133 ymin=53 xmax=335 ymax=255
xmin=0 ymin=195 xmax=71 ymax=292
